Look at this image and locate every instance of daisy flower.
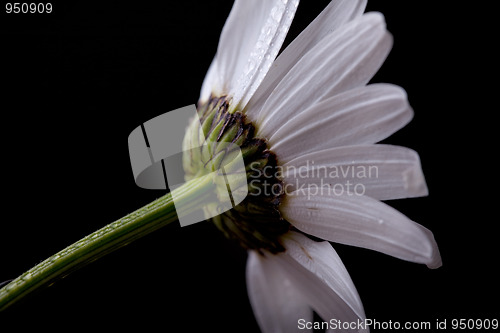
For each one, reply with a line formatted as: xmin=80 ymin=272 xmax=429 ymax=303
xmin=189 ymin=0 xmax=441 ymax=331
xmin=0 ymin=1 xmax=441 ymax=329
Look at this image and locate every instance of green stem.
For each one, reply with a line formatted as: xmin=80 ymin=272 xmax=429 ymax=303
xmin=0 ymin=174 xmax=215 ymax=311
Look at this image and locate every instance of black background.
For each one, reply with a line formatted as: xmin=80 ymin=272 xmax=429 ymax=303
xmin=1 ymin=1 xmax=496 ymax=332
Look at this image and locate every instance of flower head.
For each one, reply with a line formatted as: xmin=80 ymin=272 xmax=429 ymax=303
xmin=186 ymin=0 xmax=441 ymax=330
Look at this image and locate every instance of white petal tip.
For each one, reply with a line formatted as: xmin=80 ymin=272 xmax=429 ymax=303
xmin=421 ymin=226 xmax=442 ymax=269
xmin=364 ymin=11 xmax=386 ymax=24
xmin=425 ymin=241 xmax=442 ymax=269
xmin=426 ymin=257 xmax=442 ymax=269
xmin=402 ymin=161 xmax=429 ymax=198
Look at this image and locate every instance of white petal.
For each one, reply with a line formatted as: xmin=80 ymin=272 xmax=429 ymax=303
xmin=255 ymin=13 xmax=392 ymax=131
xmin=245 ymin=0 xmax=367 ymax=120
xmin=268 ymin=84 xmax=413 ymax=163
xmin=199 ymin=57 xmax=220 ymax=104
xmin=281 ymin=190 xmax=442 ymax=268
xmin=246 ymin=250 xmax=313 ymax=333
xmin=215 ymin=0 xmax=299 ymax=109
xmin=281 ymin=144 xmax=428 ymax=200
xmin=270 ymin=232 xmax=367 ymax=332
xmin=282 ymin=232 xmax=366 ymax=319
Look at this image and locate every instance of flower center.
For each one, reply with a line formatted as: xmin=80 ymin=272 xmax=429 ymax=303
xmin=184 ymin=96 xmax=290 ymax=253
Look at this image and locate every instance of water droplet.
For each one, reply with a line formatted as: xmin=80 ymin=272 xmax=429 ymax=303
xmin=271 ymin=7 xmax=280 ymax=21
